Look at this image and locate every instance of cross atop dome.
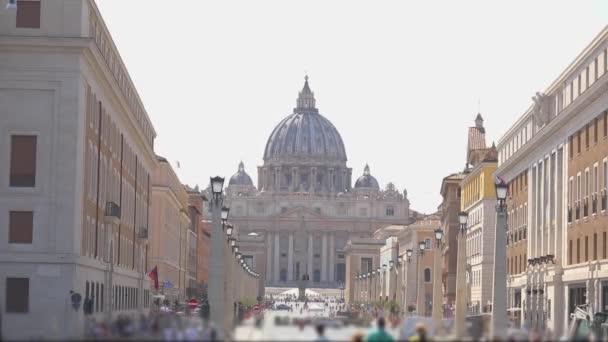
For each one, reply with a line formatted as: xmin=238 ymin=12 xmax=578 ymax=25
xmin=295 ymin=75 xmax=318 ymax=114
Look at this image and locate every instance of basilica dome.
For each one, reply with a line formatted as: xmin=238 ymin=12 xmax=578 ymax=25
xmin=229 ymin=161 xmax=253 ymax=186
xmin=354 ymin=164 xmax=379 ymax=189
xmin=263 ymin=77 xmax=347 ymax=164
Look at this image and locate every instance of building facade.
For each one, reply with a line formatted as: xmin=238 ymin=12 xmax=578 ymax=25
xmin=0 ymin=1 xmax=155 ymax=339
xmin=185 ymin=185 xmax=209 ymax=299
xmin=225 ymin=77 xmax=414 ymax=288
xmin=150 ymin=157 xmax=191 ymax=302
xmin=496 ymin=25 xmax=608 ymax=336
xmin=461 ymin=116 xmax=498 ymax=315
xmin=439 ymin=172 xmax=465 ymax=309
xmin=398 ymin=214 xmax=441 ymax=316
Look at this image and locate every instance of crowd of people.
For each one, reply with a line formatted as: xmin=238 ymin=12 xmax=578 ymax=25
xmin=84 ymin=312 xmax=220 ymax=341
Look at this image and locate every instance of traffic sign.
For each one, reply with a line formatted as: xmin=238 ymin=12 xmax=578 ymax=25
xmin=252 ymin=304 xmax=261 ymax=314
xmin=188 ymin=298 xmax=198 ymax=309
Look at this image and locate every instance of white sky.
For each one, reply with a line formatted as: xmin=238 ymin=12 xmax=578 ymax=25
xmin=96 ymin=0 xmax=608 ymax=214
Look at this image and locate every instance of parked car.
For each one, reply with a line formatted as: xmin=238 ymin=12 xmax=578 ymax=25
xmin=275 ymin=304 xmax=290 ymax=310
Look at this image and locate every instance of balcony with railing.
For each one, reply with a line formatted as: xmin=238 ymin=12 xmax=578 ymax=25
xmin=583 ymin=198 xmax=589 ymax=217
xmin=592 ymin=194 xmax=597 ymax=214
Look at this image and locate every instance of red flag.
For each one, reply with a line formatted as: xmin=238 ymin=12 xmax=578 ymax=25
xmin=148 ymin=265 xmax=159 ymax=290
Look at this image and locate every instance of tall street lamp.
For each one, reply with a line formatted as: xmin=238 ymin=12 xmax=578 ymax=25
xmin=208 ymin=176 xmax=228 ymax=335
xmin=382 ymin=264 xmax=387 ymax=301
xmin=491 ymin=181 xmax=508 ymax=339
xmin=432 ymin=228 xmax=445 ymax=335
xmin=454 ymin=211 xmax=469 ymax=338
xmin=417 ymin=241 xmax=426 ymax=316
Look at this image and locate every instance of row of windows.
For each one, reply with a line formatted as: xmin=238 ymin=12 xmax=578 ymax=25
xmin=568 ymin=232 xmax=608 ymax=265
xmin=508 ymin=253 xmax=527 ymax=275
xmin=508 ymin=171 xmax=528 ymax=197
xmin=499 ymin=122 xmax=532 ymax=167
xmin=462 ymin=175 xmax=483 ymax=208
xmin=567 ymin=159 xmax=608 ymax=222
xmin=568 ymin=111 xmax=608 ymax=159
xmin=84 ymin=281 xmax=151 ymax=313
xmin=508 ymin=205 xmax=528 ymax=235
xmin=563 ymin=48 xmax=608 ymax=109
xmin=467 ymin=229 xmax=482 ymax=259
xmin=469 ymin=269 xmax=482 ymax=287
xmin=499 ymin=45 xmax=608 ymax=167
xmin=88 ymin=19 xmax=155 ymax=149
xmin=507 ymin=227 xmax=527 ymax=245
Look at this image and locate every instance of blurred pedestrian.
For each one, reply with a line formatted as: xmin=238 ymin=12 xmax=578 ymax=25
xmin=314 ymin=323 xmax=330 ymax=342
xmin=367 ymin=317 xmax=394 ymax=342
xmin=408 ymin=323 xmax=427 ymax=342
xmin=351 ymin=331 xmax=365 ymax=342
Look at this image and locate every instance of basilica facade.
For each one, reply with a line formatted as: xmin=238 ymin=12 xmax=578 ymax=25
xmin=225 ymin=77 xmax=414 ymax=288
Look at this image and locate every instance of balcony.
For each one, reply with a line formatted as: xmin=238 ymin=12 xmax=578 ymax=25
xmin=593 ymin=195 xmax=597 ymax=214
xmin=104 ymin=201 xmax=121 ymax=225
xmin=583 ymin=199 xmax=588 ymax=218
xmin=137 ymin=227 xmax=148 ymax=239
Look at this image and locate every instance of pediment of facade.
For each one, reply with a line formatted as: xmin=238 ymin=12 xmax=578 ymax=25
xmin=275 ymin=206 xmax=324 ymax=220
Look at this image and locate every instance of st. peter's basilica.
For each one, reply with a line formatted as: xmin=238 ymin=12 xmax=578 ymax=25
xmin=222 ymin=77 xmax=416 ymax=288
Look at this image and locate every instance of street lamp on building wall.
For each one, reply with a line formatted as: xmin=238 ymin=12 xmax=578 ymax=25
xmin=454 ymin=210 xmax=469 ymax=338
xmin=491 ymin=181 xmax=509 ymax=340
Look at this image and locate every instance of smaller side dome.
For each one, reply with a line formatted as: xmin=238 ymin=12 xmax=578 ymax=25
xmin=354 ymin=164 xmax=379 ymax=189
xmin=229 ymin=161 xmax=253 ymax=186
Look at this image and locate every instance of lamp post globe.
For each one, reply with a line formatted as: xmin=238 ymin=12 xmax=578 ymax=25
xmin=220 ymin=206 xmax=230 ymax=222
xmin=434 ymin=228 xmax=444 ymax=242
xmin=226 ymin=224 xmax=233 ymax=236
xmin=210 ymin=176 xmax=225 ymax=196
xmin=495 ymin=182 xmax=508 ymax=202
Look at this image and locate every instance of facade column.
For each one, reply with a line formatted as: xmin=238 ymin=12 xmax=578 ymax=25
xmin=287 ymin=233 xmax=294 ymax=281
xmin=321 ymin=232 xmax=328 ymax=282
xmin=307 ymin=232 xmax=313 ymax=277
xmin=266 ymin=232 xmax=273 ymax=284
xmin=311 ymin=167 xmax=317 ymax=194
xmin=274 ymin=233 xmax=280 ymax=282
xmin=329 ymin=233 xmax=335 ymax=283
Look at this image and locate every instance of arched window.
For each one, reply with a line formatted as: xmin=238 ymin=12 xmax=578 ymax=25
xmin=424 ymin=268 xmax=431 ymax=282
xmin=386 ymin=206 xmax=394 ymax=216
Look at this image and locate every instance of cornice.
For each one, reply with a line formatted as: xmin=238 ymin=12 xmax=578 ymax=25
xmin=497 ymin=73 xmax=608 ymax=181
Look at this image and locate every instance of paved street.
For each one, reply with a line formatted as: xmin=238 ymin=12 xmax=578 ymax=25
xmin=234 ymin=301 xmax=400 ymax=341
